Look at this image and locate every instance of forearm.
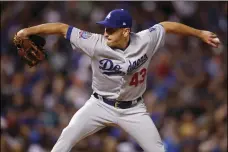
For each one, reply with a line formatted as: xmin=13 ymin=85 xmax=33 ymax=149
xmin=21 ymin=23 xmax=69 ymax=37
xmin=160 ymin=21 xmax=202 ymax=38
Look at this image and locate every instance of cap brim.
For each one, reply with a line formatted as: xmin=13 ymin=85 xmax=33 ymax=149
xmin=96 ymin=20 xmax=118 ymax=28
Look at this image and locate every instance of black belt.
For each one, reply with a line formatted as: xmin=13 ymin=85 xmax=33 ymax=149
xmin=93 ymin=92 xmax=142 ymax=109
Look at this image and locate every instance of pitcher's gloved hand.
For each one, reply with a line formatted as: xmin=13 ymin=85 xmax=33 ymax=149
xmin=13 ymin=34 xmax=48 ymax=67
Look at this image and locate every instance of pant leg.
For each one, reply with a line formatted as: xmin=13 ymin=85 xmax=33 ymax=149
xmin=117 ymin=102 xmax=165 ymax=152
xmin=51 ymin=95 xmax=115 ymax=152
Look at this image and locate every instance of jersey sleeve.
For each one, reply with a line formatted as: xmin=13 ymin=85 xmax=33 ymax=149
xmin=146 ymin=24 xmax=166 ymax=52
xmin=66 ymin=26 xmax=100 ymax=57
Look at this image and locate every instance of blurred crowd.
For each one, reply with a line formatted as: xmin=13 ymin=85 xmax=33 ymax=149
xmin=1 ymin=1 xmax=227 ymax=152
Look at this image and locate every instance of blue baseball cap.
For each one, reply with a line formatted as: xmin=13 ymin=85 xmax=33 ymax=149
xmin=96 ymin=9 xmax=132 ymax=28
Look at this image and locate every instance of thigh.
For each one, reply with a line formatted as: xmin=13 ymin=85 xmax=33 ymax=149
xmin=66 ymin=96 xmax=107 ymax=141
xmin=118 ymin=103 xmax=165 ymax=152
xmin=51 ymin=95 xmax=116 ymax=152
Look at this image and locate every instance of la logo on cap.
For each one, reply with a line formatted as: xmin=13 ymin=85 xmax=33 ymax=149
xmin=106 ymin=12 xmax=111 ymax=19
xmin=123 ymin=22 xmax=126 ymax=25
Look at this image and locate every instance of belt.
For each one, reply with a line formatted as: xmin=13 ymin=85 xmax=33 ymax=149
xmin=93 ymin=92 xmax=142 ymax=109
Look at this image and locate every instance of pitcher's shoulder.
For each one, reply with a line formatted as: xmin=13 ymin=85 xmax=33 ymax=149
xmin=133 ymin=31 xmax=151 ymax=43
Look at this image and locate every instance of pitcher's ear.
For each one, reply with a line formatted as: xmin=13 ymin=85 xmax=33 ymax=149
xmin=123 ymin=28 xmax=130 ymax=37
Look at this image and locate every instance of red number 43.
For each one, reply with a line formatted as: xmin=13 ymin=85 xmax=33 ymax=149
xmin=129 ymin=68 xmax=147 ymax=87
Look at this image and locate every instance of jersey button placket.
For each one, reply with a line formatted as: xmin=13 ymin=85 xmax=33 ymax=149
xmin=117 ymin=57 xmax=127 ymax=101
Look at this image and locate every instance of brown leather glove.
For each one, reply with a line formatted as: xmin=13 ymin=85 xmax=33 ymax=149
xmin=13 ymin=34 xmax=48 ymax=67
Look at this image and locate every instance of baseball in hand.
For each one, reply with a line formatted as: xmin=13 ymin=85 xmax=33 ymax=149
xmin=212 ymin=38 xmax=220 ymax=44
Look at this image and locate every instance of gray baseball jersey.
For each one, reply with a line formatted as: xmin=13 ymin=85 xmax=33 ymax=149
xmin=66 ymin=24 xmax=165 ymax=101
xmin=51 ymin=24 xmax=166 ymax=152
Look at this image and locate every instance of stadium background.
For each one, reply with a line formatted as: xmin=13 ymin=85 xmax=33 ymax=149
xmin=1 ymin=1 xmax=227 ymax=152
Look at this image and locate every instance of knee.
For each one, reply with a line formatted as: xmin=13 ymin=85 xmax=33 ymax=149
xmin=51 ymin=126 xmax=76 ymax=152
xmin=58 ymin=126 xmax=77 ymax=144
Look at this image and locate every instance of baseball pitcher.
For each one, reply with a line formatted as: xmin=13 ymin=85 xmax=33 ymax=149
xmin=15 ymin=9 xmax=220 ymax=152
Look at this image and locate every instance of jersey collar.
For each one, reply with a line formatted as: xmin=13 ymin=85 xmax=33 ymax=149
xmin=115 ymin=37 xmax=131 ymax=52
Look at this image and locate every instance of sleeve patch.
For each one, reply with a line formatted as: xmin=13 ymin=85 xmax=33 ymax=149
xmin=79 ymin=30 xmax=92 ymax=39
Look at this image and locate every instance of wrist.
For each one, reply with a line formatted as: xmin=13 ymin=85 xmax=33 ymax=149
xmin=22 ymin=27 xmax=36 ymax=37
xmin=23 ymin=28 xmax=33 ymax=36
xmin=17 ymin=29 xmax=28 ymax=37
xmin=196 ymin=29 xmax=203 ymax=39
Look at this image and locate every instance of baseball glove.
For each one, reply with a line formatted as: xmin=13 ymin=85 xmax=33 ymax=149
xmin=13 ymin=34 xmax=48 ymax=67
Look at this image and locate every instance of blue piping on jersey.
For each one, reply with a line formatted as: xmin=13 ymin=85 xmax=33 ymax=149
xmin=66 ymin=26 xmax=73 ymax=40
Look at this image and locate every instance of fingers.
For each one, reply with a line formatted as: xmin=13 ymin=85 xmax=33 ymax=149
xmin=208 ymin=42 xmax=216 ymax=48
xmin=207 ymin=32 xmax=220 ymax=48
xmin=210 ymin=43 xmax=218 ymax=48
xmin=208 ymin=40 xmax=219 ymax=48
